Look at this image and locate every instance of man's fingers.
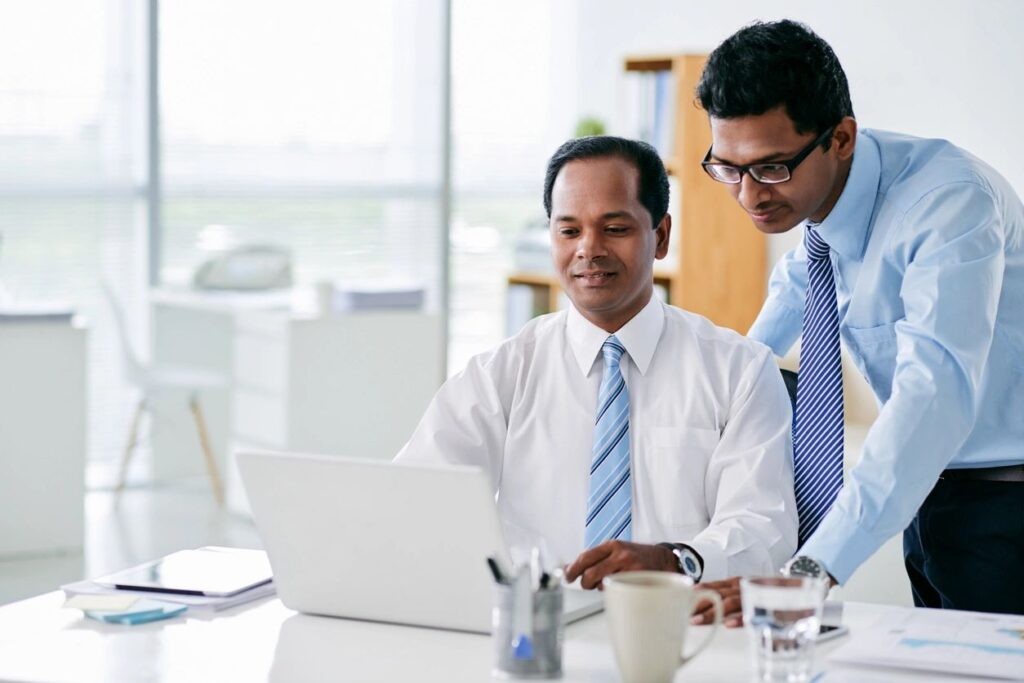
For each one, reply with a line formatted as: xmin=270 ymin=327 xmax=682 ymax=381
xmin=693 ymin=591 xmax=738 ymax=616
xmin=579 ymin=560 xmax=616 ymax=590
xmin=575 ymin=542 xmax=660 ymax=589
xmin=579 ymin=549 xmax=638 ymax=589
xmin=564 ymin=543 xmax=614 ymax=583
xmin=691 ymin=594 xmax=742 ymax=625
xmin=689 ymin=575 xmax=744 ymax=625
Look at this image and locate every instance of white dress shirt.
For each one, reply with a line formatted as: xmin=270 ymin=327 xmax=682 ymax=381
xmin=396 ymin=297 xmax=797 ymax=580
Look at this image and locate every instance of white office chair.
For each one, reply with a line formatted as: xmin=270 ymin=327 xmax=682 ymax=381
xmin=101 ymin=283 xmax=226 ymax=506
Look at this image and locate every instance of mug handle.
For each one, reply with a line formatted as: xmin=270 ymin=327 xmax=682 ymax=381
xmin=681 ymin=589 xmax=723 ymax=664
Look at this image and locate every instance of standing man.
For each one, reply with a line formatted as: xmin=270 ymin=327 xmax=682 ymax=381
xmin=396 ymin=136 xmax=798 ymax=586
xmin=695 ymin=19 xmax=1024 ymax=615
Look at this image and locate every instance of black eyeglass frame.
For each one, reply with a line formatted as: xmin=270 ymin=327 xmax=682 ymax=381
xmin=701 ymin=126 xmax=836 ymax=185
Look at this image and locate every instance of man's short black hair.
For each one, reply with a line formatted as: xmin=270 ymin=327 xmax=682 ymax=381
xmin=696 ymin=19 xmax=854 ymax=136
xmin=543 ymin=136 xmax=669 ymax=229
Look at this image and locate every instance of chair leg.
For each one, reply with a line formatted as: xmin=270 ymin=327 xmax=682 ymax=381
xmin=115 ymin=398 xmax=147 ymax=494
xmin=189 ymin=395 xmax=225 ymax=507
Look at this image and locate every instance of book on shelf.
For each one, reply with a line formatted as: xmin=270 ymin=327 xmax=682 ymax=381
xmin=624 ymin=69 xmax=675 ymax=159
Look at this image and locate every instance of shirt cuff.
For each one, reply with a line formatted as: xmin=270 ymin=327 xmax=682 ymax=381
xmin=686 ymin=538 xmax=727 ymax=583
xmin=798 ymin=510 xmax=880 ymax=585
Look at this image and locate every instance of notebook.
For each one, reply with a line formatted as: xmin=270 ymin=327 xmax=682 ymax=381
xmin=94 ymin=546 xmax=272 ymax=597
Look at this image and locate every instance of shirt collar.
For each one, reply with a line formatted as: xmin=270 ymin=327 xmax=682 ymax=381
xmin=812 ymin=130 xmax=881 ymax=261
xmin=566 ymin=296 xmax=664 ymax=377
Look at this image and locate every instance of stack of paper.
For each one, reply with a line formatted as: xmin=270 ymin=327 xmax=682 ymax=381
xmin=332 ymin=283 xmax=425 ymax=311
xmin=62 ymin=546 xmax=276 ymax=614
xmin=62 ymin=578 xmax=276 ymax=613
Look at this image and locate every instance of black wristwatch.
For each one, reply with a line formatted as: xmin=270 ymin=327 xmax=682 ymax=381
xmin=657 ymin=542 xmax=704 ymax=582
xmin=782 ymin=555 xmax=829 ymax=580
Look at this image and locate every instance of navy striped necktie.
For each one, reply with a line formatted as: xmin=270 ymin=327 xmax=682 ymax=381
xmin=584 ymin=336 xmax=632 ymax=548
xmin=793 ymin=226 xmax=845 ymax=546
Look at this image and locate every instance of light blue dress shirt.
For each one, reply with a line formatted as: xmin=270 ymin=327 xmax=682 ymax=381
xmin=748 ymin=129 xmax=1024 ymax=583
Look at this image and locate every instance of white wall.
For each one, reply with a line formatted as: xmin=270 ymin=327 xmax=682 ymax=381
xmin=560 ymin=0 xmax=1024 ymax=605
xmin=566 ymin=0 xmax=1024 ymax=263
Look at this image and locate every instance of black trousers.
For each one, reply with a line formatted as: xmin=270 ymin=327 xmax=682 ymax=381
xmin=903 ymin=477 xmax=1024 ymax=614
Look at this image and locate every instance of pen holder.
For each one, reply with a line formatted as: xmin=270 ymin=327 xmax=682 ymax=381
xmin=492 ymin=581 xmax=564 ymax=679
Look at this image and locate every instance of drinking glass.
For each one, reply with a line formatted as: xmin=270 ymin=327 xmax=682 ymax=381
xmin=740 ymin=576 xmax=827 ymax=683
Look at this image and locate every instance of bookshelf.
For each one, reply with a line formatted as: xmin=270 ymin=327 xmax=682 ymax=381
xmin=506 ymin=54 xmax=766 ymax=335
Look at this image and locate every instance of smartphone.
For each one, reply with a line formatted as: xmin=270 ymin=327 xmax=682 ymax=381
xmin=816 ymin=624 xmax=849 ymax=643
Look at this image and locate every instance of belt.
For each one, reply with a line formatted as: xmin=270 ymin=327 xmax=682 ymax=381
xmin=940 ymin=464 xmax=1024 ymax=483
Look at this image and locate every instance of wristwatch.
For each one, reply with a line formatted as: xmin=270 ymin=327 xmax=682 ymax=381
xmin=657 ymin=542 xmax=703 ymax=582
xmin=782 ymin=555 xmax=829 ymax=580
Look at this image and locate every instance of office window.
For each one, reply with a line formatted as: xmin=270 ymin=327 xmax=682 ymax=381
xmin=449 ymin=0 xmax=570 ymax=372
xmin=160 ymin=0 xmax=446 ymax=311
xmin=0 ymin=0 xmax=148 ymax=472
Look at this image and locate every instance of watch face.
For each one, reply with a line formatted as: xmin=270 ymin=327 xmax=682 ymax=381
xmin=789 ymin=556 xmax=824 ymax=578
xmin=675 ymin=548 xmax=701 ymax=581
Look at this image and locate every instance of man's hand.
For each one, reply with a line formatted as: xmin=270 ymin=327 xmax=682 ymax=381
xmin=692 ymin=574 xmax=838 ymax=628
xmin=564 ymin=541 xmax=677 ymax=590
xmin=693 ymin=577 xmax=743 ymax=628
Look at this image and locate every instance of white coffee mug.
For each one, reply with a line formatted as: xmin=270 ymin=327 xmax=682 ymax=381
xmin=603 ymin=571 xmax=724 ymax=683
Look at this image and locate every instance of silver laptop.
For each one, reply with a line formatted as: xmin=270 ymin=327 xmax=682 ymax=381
xmin=236 ymin=449 xmax=603 ymax=633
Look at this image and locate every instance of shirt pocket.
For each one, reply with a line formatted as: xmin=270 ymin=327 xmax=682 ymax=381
xmin=843 ymin=320 xmax=899 ymax=399
xmin=638 ymin=426 xmax=719 ymax=529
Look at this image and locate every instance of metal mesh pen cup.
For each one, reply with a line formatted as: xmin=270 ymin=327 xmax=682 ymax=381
xmin=492 ymin=582 xmax=564 ymax=679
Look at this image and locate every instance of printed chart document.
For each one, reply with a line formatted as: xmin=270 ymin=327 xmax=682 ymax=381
xmin=829 ymin=608 xmax=1024 ymax=680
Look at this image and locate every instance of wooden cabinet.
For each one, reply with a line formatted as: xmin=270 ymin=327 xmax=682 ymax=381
xmin=506 ymin=54 xmax=765 ymax=334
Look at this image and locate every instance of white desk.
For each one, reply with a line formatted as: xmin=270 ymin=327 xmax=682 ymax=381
xmin=0 ymin=593 xmax=952 ymax=682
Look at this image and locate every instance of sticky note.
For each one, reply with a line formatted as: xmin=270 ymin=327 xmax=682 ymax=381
xmin=84 ymin=599 xmax=188 ymax=625
xmin=100 ymin=603 xmax=187 ymax=625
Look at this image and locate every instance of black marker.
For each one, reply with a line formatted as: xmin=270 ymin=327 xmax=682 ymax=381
xmin=487 ymin=556 xmax=509 ymax=585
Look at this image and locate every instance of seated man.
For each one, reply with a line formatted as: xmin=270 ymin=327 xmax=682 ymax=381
xmin=396 ymin=136 xmax=797 ymax=587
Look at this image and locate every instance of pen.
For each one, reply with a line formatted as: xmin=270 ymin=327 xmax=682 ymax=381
xmin=548 ymin=567 xmax=564 ymax=588
xmin=487 ymin=556 xmax=510 ymax=585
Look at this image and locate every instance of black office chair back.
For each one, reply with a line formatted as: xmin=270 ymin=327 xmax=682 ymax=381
xmin=780 ymin=368 xmax=797 ymax=413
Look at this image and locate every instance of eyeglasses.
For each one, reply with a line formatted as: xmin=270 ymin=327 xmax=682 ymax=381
xmin=701 ymin=126 xmax=835 ymax=185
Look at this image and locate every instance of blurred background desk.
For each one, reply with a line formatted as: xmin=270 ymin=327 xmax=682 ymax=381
xmin=0 ymin=316 xmax=86 ymax=557
xmin=149 ymin=288 xmax=442 ymax=515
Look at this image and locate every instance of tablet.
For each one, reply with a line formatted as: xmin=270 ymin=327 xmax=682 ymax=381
xmin=95 ymin=546 xmax=273 ymax=597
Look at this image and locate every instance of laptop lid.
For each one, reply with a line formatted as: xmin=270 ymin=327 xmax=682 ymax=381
xmin=237 ymin=450 xmax=599 ymax=633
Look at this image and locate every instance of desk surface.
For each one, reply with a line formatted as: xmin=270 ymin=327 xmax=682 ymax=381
xmin=0 ymin=592 xmax=960 ymax=683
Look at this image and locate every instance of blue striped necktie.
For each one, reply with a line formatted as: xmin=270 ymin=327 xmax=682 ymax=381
xmin=584 ymin=336 xmax=632 ymax=548
xmin=793 ymin=226 xmax=845 ymax=546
